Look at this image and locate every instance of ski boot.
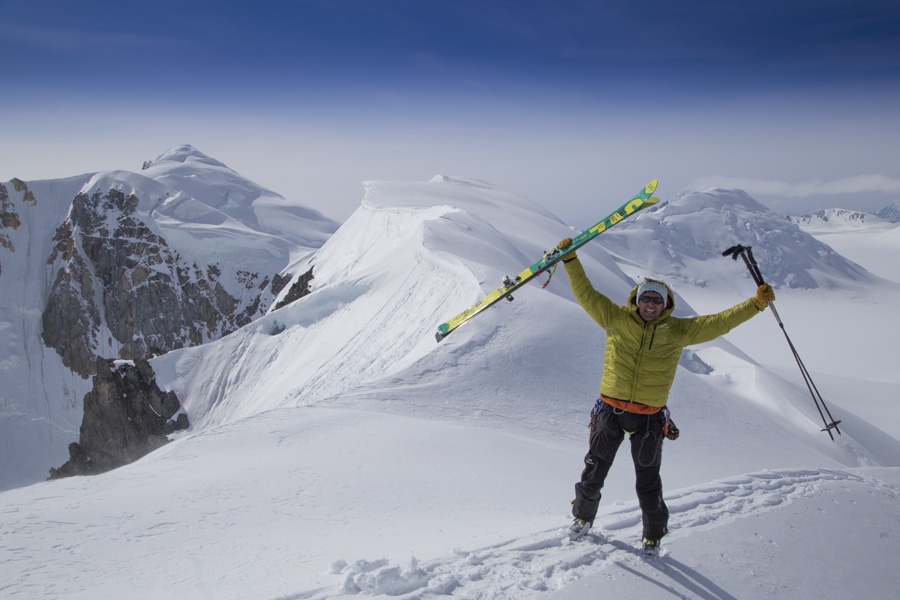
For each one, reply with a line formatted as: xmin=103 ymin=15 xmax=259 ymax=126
xmin=642 ymin=537 xmax=661 ymax=557
xmin=568 ymin=517 xmax=592 ymax=539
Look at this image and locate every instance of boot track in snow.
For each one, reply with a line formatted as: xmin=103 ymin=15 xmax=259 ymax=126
xmin=314 ymin=468 xmax=885 ymax=598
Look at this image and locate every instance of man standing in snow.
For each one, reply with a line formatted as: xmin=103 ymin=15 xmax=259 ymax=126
xmin=556 ymin=237 xmax=775 ymax=556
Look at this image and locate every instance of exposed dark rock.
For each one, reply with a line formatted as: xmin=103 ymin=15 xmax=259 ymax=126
xmin=274 ymin=266 xmax=314 ymax=310
xmin=41 ymin=188 xmax=269 ymax=376
xmin=1 ymin=182 xmax=22 ymax=230
xmin=271 ymin=272 xmax=290 ymax=296
xmin=49 ymin=357 xmax=189 ymax=479
xmin=0 ymin=182 xmax=21 ymax=263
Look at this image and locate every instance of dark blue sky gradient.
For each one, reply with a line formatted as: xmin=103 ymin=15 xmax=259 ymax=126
xmin=6 ymin=1 xmax=899 ymax=102
xmin=2 ymin=0 xmax=899 ymax=221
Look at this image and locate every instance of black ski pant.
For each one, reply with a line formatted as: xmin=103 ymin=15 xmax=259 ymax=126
xmin=572 ymin=402 xmax=669 ymax=541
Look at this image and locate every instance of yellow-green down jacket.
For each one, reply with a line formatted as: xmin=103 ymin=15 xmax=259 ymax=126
xmin=564 ymin=258 xmax=760 ymax=408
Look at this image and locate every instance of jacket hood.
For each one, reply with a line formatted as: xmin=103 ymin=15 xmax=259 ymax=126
xmin=627 ymin=280 xmax=676 ymax=321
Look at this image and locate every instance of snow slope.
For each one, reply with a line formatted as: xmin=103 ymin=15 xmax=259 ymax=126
xmin=3 ymin=407 xmax=897 ymax=600
xmin=2 ymin=177 xmax=899 ymax=599
xmin=793 ymin=208 xmax=900 ymax=282
xmin=0 ymin=174 xmax=100 ymax=490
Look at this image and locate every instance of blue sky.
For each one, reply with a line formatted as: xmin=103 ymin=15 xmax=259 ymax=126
xmin=2 ymin=0 xmax=899 ymax=223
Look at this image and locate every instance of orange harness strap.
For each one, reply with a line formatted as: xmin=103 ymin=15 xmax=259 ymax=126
xmin=600 ymin=395 xmax=663 ymax=415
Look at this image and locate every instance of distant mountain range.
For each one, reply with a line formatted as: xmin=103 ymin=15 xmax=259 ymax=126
xmin=790 ymin=207 xmax=891 ymax=228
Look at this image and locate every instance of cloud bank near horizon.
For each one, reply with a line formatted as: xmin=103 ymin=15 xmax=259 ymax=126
xmin=689 ymin=174 xmax=900 ymax=199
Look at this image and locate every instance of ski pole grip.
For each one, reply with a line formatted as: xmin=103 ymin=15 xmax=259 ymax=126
xmin=722 ymin=244 xmax=765 ymax=286
xmin=721 ymin=244 xmax=746 ymax=259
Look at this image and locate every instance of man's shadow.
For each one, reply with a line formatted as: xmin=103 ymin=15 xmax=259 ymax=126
xmin=608 ymin=539 xmax=739 ymax=600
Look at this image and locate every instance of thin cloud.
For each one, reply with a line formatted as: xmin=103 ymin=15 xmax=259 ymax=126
xmin=688 ymin=175 xmax=900 ymax=198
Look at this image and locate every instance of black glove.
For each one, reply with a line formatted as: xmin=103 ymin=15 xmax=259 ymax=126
xmin=664 ymin=419 xmax=679 ymax=441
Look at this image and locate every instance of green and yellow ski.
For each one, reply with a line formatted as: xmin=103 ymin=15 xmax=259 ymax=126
xmin=435 ymin=180 xmax=659 ymax=342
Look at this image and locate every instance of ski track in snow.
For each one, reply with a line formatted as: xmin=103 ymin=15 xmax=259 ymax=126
xmin=305 ymin=468 xmax=874 ymax=599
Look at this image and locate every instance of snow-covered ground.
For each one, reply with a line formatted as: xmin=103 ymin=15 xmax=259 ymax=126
xmin=4 ymin=407 xmax=898 ymax=599
xmin=2 ymin=175 xmax=899 ymax=599
xmin=797 ymin=214 xmax=900 ymax=282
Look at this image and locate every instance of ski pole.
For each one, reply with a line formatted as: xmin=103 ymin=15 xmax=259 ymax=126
xmin=722 ymin=245 xmax=842 ymax=440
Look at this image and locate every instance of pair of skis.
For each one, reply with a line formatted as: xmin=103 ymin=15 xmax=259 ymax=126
xmin=435 ymin=180 xmax=659 ymax=342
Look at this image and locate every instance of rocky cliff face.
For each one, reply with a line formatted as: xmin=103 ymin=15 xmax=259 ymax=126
xmin=38 ymin=184 xmax=297 ymax=476
xmin=42 ymin=187 xmax=271 ymax=377
xmin=49 ymin=357 xmax=189 ymax=478
xmin=0 ymin=178 xmax=29 ymax=272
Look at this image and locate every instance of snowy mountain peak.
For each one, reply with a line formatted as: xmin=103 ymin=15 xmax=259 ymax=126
xmin=140 ymin=145 xmax=339 ymax=249
xmin=361 ymin=175 xmax=560 ymax=222
xmin=656 ymin=187 xmax=767 ymax=216
xmin=877 ymin=200 xmax=900 ymax=223
xmin=599 ymin=188 xmax=874 ymax=289
xmin=142 ymin=144 xmax=228 ymax=170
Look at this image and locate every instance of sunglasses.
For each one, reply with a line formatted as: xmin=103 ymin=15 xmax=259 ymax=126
xmin=638 ymin=295 xmax=665 ymax=305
